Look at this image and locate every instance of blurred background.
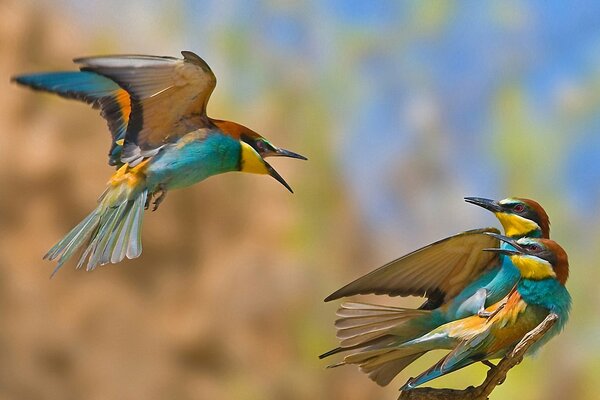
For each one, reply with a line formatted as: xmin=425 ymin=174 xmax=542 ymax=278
xmin=2 ymin=1 xmax=600 ymax=399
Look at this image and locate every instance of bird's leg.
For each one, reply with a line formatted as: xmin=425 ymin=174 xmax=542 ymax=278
xmin=152 ymin=186 xmax=167 ymax=211
xmin=144 ymin=192 xmax=152 ymax=210
xmin=478 ymin=302 xmax=506 ymax=320
xmin=481 ymin=360 xmax=496 ymax=369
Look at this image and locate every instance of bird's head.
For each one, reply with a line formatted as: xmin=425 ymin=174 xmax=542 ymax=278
xmin=484 ymin=234 xmax=569 ymax=285
xmin=212 ymin=119 xmax=306 ymax=192
xmin=212 ymin=119 xmax=307 ymax=159
xmin=464 ymin=197 xmax=550 ymax=238
xmin=212 ymin=119 xmax=306 ymax=193
xmin=238 ymin=141 xmax=294 ymax=192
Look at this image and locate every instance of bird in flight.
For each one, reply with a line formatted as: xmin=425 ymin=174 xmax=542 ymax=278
xmin=13 ymin=51 xmax=306 ymax=275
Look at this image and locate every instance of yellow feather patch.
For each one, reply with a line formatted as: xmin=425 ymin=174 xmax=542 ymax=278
xmin=510 ymin=255 xmax=556 ymax=280
xmin=495 ymin=213 xmax=540 ymax=237
xmin=240 ymin=142 xmax=268 ymax=175
xmin=108 ymin=159 xmax=150 ymax=188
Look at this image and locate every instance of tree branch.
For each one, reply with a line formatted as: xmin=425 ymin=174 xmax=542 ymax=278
xmin=398 ymin=313 xmax=559 ymax=400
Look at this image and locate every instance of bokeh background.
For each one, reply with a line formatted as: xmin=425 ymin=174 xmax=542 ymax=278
xmin=2 ymin=1 xmax=600 ymax=399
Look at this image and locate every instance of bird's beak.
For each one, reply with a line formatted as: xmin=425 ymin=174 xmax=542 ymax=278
xmin=264 ymin=160 xmax=294 ymax=193
xmin=271 ymin=147 xmax=308 ymax=160
xmin=482 ymin=247 xmax=520 ymax=256
xmin=482 ymin=232 xmax=524 ymax=255
xmin=464 ymin=197 xmax=503 ymax=213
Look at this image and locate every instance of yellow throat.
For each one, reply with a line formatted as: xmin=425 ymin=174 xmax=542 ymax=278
xmin=240 ymin=141 xmax=269 ymax=175
xmin=510 ymin=255 xmax=556 ymax=280
xmin=495 ymin=213 xmax=540 ymax=237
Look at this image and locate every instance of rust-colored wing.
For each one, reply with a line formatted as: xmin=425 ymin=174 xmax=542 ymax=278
xmin=325 ymin=228 xmax=501 ymax=304
xmin=75 ymin=51 xmax=216 ymax=164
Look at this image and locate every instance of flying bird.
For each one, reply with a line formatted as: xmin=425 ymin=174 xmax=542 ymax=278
xmin=13 ymin=51 xmax=306 ymax=274
xmin=321 ymin=197 xmax=550 ymax=385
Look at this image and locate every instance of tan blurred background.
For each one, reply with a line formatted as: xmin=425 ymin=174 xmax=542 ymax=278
xmin=2 ymin=1 xmax=600 ymax=399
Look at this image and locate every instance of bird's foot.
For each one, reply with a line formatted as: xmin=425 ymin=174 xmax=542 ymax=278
xmin=481 ymin=360 xmax=496 ymax=369
xmin=477 ymin=303 xmax=505 ymax=320
xmin=151 ymin=187 xmax=167 ymax=211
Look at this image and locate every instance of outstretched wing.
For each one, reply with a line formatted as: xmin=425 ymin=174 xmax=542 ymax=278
xmin=325 ymin=228 xmax=501 ymax=305
xmin=74 ymin=51 xmax=217 ymax=164
xmin=12 ymin=71 xmax=131 ymax=166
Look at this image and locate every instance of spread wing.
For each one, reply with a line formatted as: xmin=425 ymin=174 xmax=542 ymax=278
xmin=12 ymin=71 xmax=131 ymax=166
xmin=74 ymin=51 xmax=217 ymax=164
xmin=325 ymin=228 xmax=501 ymax=305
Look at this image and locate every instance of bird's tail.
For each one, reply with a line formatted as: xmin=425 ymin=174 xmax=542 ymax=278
xmin=320 ymin=302 xmax=441 ymax=386
xmin=44 ymin=162 xmax=149 ymax=275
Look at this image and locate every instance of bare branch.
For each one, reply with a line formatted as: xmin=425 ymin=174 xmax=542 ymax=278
xmin=398 ymin=313 xmax=559 ymax=400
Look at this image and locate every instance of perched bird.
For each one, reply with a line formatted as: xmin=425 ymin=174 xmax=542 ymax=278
xmin=331 ymin=235 xmax=571 ymax=390
xmin=321 ymin=197 xmax=550 ymax=385
xmin=13 ymin=51 xmax=306 ymax=274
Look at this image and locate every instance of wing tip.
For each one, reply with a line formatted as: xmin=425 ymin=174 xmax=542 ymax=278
xmin=324 ymin=291 xmax=342 ymax=302
xmin=181 ymin=50 xmax=213 ymax=73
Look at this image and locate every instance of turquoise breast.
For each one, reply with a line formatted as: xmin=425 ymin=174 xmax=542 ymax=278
xmin=145 ymin=130 xmax=241 ymax=191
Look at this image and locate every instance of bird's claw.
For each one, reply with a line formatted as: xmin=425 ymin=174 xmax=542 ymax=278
xmin=478 ymin=303 xmax=505 ymax=320
xmin=145 ymin=187 xmax=167 ymax=211
xmin=152 ymin=189 xmax=167 ymax=211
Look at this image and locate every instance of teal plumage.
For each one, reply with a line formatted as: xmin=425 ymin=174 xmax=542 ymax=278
xmin=329 ymin=236 xmax=570 ymax=391
xmin=145 ymin=130 xmax=242 ymax=191
xmin=399 ymin=236 xmax=571 ymax=390
xmin=13 ymin=51 xmax=306 ymax=273
xmin=13 ymin=71 xmax=129 ymax=165
xmin=321 ymin=197 xmax=552 ymax=385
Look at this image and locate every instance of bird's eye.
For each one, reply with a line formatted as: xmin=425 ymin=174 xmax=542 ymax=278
xmin=513 ymin=204 xmax=525 ymax=213
xmin=526 ymin=244 xmax=541 ymax=252
xmin=256 ymin=141 xmax=266 ymax=151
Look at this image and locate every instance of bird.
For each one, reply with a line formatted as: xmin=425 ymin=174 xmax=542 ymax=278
xmin=12 ymin=51 xmax=306 ymax=274
xmin=333 ymin=235 xmax=571 ymax=391
xmin=320 ymin=197 xmax=551 ymax=385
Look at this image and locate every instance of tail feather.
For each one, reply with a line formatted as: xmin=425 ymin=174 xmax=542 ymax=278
xmin=108 ymin=200 xmax=136 ymax=263
xmin=127 ymin=193 xmax=145 ymax=259
xmin=87 ymin=202 xmax=125 ymax=268
xmin=335 ymin=302 xmax=431 ymax=347
xmin=45 ymin=186 xmax=147 ymax=275
xmin=336 ymin=302 xmax=418 ymax=316
xmin=319 ymin=335 xmax=399 ymax=359
xmin=344 ymin=344 xmax=426 ymax=366
xmin=45 ymin=210 xmax=100 ymax=262
xmin=364 ymin=352 xmax=426 ymax=386
xmin=321 ymin=302 xmax=448 ymax=386
xmin=337 ymin=346 xmax=428 ymax=387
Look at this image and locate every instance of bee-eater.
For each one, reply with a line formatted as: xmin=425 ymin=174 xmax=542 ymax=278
xmin=334 ymin=235 xmax=571 ymax=391
xmin=321 ymin=197 xmax=550 ymax=385
xmin=13 ymin=51 xmax=306 ymax=274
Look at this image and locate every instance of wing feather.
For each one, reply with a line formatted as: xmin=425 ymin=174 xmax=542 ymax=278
xmin=75 ymin=51 xmax=217 ymax=164
xmin=325 ymin=228 xmax=501 ymax=303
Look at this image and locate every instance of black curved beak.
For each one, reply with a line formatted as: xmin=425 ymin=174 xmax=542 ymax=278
xmin=482 ymin=232 xmax=524 ymax=255
xmin=272 ymin=147 xmax=307 ymax=160
xmin=264 ymin=160 xmax=294 ymax=193
xmin=464 ymin=197 xmax=503 ymax=213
